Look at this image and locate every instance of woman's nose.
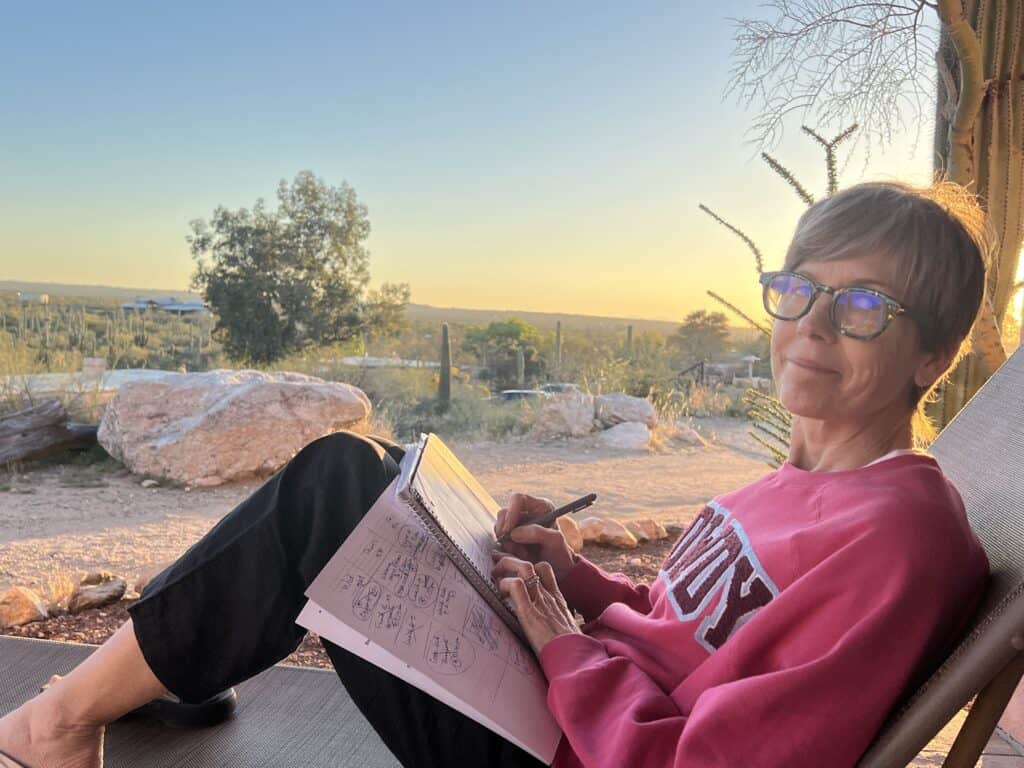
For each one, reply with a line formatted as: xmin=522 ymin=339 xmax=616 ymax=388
xmin=795 ymin=291 xmax=837 ymax=340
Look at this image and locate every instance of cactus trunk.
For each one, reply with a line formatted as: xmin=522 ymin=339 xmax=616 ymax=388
xmin=516 ymin=345 xmax=525 ymax=388
xmin=625 ymin=324 xmax=634 ymax=361
xmin=933 ymin=0 xmax=1024 ymax=426
xmin=554 ymin=320 xmax=562 ymax=375
xmin=438 ymin=322 xmax=451 ymax=413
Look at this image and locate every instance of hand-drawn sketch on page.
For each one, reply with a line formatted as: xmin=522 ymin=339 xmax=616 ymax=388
xmin=299 ymin=481 xmax=561 ymax=763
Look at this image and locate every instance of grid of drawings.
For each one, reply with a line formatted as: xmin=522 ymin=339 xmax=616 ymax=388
xmin=318 ymin=504 xmax=544 ymax=703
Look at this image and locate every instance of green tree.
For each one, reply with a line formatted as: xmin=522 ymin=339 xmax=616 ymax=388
xmin=189 ymin=171 xmax=410 ymax=365
xmin=669 ymin=310 xmax=730 ymax=366
xmin=461 ymin=318 xmax=546 ymax=389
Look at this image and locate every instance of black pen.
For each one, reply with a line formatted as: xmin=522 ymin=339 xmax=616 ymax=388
xmin=495 ymin=493 xmax=598 ymax=545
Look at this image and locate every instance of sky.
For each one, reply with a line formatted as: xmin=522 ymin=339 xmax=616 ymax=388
xmin=0 ymin=1 xmax=941 ymax=322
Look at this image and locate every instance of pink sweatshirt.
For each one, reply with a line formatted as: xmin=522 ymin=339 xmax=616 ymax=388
xmin=540 ymin=454 xmax=988 ymax=768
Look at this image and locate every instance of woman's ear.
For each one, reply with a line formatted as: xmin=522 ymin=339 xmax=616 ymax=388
xmin=914 ymin=345 xmax=958 ymax=390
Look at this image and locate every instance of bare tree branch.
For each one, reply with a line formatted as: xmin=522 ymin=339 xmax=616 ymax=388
xmin=727 ymin=1 xmax=940 ymax=156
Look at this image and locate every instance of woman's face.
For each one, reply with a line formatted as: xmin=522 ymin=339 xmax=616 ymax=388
xmin=770 ymin=250 xmax=943 ymax=430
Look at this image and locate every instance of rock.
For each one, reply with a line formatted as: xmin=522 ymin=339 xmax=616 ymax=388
xmin=80 ymin=570 xmax=117 ymax=586
xmin=530 ymin=391 xmax=596 ymax=439
xmin=140 ymin=478 xmax=159 ymax=488
xmin=556 ymin=515 xmax=584 ymax=553
xmin=578 ymin=516 xmax=638 ymax=549
xmin=0 ymin=586 xmax=49 ymax=628
xmin=595 ymin=393 xmax=657 ymax=428
xmin=97 ymin=369 xmax=372 ymax=487
xmin=597 ymin=422 xmax=651 ymax=450
xmin=69 ymin=578 xmax=127 ymax=614
xmin=624 ymin=517 xmax=669 ymax=543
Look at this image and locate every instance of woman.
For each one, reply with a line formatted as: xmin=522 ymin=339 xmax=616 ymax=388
xmin=0 ymin=180 xmax=992 ymax=768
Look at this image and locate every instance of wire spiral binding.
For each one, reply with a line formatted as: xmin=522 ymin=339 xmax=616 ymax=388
xmin=399 ymin=435 xmax=527 ymax=645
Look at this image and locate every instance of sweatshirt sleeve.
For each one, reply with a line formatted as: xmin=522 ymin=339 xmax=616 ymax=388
xmin=556 ymin=555 xmax=653 ymax=621
xmin=539 ymin=506 xmax=983 ymax=768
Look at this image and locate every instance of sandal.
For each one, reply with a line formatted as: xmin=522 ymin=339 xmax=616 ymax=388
xmin=122 ymin=688 xmax=238 ymax=728
xmin=41 ymin=677 xmax=237 ymax=729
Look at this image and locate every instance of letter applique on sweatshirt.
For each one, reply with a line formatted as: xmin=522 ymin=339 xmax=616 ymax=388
xmin=659 ymin=500 xmax=779 ymax=653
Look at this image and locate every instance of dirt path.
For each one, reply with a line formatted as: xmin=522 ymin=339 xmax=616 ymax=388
xmin=0 ymin=417 xmax=773 ymax=594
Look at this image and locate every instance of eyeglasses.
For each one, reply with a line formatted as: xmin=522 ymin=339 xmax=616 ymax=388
xmin=759 ymin=271 xmax=915 ymax=341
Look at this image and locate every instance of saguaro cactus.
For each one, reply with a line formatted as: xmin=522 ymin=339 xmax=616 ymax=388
xmin=625 ymin=325 xmax=634 ymax=361
xmin=438 ymin=322 xmax=451 ymax=413
xmin=933 ymin=0 xmax=1024 ymax=421
xmin=516 ymin=345 xmax=525 ymax=388
xmin=554 ymin=320 xmax=562 ymax=374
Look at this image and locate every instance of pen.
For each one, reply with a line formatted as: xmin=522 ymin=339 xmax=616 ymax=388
xmin=495 ymin=492 xmax=598 ymax=545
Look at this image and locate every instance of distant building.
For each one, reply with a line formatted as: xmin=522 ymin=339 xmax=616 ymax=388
xmin=16 ymin=292 xmax=49 ymax=304
xmin=120 ymin=297 xmax=208 ymax=314
xmin=339 ymin=356 xmax=439 ymax=369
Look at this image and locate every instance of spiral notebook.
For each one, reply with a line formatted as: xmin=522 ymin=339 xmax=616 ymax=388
xmin=297 ymin=433 xmax=561 ymax=762
xmin=396 ymin=433 xmax=525 ymax=642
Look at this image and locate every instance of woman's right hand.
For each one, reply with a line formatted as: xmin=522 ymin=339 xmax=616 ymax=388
xmin=493 ymin=492 xmax=577 ymax=581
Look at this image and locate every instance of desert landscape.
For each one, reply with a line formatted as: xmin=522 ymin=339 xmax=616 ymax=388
xmin=0 ymin=416 xmax=769 ymax=597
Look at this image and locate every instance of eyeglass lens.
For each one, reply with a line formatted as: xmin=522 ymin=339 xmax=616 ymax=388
xmin=764 ymin=274 xmax=888 ymax=337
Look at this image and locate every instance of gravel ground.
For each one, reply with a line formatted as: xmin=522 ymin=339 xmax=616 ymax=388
xmin=0 ymin=536 xmax=680 ymax=670
xmin=0 ymin=417 xmax=770 ymax=595
xmin=0 ymin=417 xmax=766 ymax=670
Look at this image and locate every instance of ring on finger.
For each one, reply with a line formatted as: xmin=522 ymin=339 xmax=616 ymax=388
xmin=524 ymin=574 xmax=541 ymax=591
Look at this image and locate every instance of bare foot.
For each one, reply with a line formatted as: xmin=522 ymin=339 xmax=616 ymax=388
xmin=0 ymin=682 xmax=104 ymax=768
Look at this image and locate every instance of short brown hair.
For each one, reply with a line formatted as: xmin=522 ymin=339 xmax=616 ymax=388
xmin=782 ymin=180 xmax=993 ymax=440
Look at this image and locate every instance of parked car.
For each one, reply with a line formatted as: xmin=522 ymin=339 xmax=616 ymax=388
xmin=540 ymin=382 xmax=580 ymax=394
xmin=496 ymin=389 xmax=550 ymax=401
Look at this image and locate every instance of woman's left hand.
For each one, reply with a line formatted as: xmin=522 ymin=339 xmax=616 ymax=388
xmin=492 ymin=555 xmax=581 ymax=655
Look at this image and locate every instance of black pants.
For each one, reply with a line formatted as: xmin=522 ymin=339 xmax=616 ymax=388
xmin=128 ymin=431 xmax=545 ymax=768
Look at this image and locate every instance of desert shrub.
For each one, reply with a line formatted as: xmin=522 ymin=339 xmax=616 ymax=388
xmin=574 ymin=357 xmax=677 ymax=400
xmin=271 ymin=352 xmax=523 ymax=442
xmin=392 ymin=397 xmax=534 ymax=443
xmin=649 ymin=384 xmax=748 ymax=421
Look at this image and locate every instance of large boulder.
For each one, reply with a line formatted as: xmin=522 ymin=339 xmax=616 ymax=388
xmin=530 ymin=391 xmax=596 ymax=439
xmin=578 ymin=517 xmax=638 ymax=549
xmin=0 ymin=587 xmax=48 ymax=628
xmin=98 ymin=369 xmax=371 ymax=486
xmin=623 ymin=517 xmax=669 ymax=543
xmin=556 ymin=515 xmax=584 ymax=553
xmin=597 ymin=422 xmax=651 ymax=450
xmin=68 ymin=574 xmax=127 ymax=614
xmin=595 ymin=393 xmax=657 ymax=428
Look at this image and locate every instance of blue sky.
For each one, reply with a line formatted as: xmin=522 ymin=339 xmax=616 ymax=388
xmin=0 ymin=1 xmax=937 ymax=320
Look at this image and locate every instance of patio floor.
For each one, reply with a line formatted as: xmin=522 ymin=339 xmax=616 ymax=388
xmin=910 ymin=706 xmax=1024 ymax=767
xmin=1 ymin=635 xmax=1022 ymax=766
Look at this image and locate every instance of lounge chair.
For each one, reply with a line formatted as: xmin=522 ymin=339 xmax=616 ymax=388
xmin=857 ymin=344 xmax=1024 ymax=767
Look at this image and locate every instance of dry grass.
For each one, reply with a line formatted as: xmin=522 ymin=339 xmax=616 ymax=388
xmin=39 ymin=571 xmax=77 ymax=614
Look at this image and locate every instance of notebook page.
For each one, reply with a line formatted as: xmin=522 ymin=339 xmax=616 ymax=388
xmin=301 ymin=479 xmax=560 ymax=763
xmin=297 ymin=601 xmax=552 ymax=761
